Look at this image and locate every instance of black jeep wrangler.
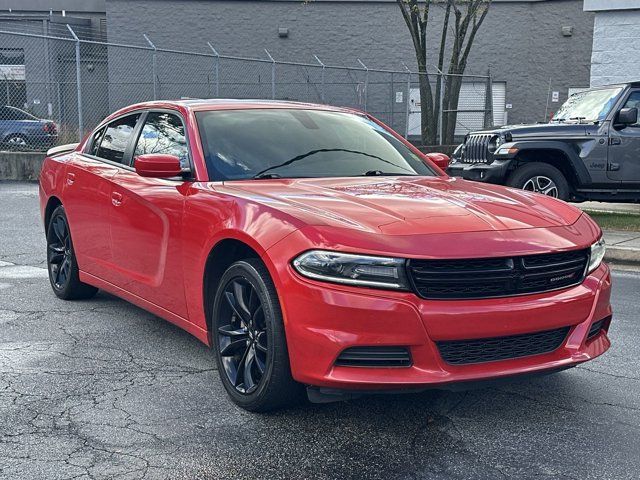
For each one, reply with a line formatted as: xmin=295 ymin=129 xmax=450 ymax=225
xmin=448 ymin=82 xmax=640 ymax=202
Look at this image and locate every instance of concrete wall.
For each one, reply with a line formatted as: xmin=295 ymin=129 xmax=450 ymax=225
xmin=0 ymin=152 xmax=44 ymax=181
xmin=105 ymin=0 xmax=594 ymax=125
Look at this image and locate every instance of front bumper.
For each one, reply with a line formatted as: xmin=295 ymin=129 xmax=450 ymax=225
xmin=447 ymin=159 xmax=511 ymax=183
xmin=268 ymin=238 xmax=612 ymax=390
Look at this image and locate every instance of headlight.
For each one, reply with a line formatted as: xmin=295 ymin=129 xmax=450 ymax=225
xmin=588 ymin=238 xmax=606 ymax=273
xmin=488 ymin=135 xmax=503 ymax=153
xmin=292 ymin=250 xmax=410 ymax=290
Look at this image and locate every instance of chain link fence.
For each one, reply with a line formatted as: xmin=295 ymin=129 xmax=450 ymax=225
xmin=0 ymin=26 xmax=497 ymax=152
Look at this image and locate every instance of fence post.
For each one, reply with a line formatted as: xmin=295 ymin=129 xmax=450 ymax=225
xmin=439 ymin=73 xmax=445 ymax=145
xmin=264 ymin=49 xmax=276 ymax=100
xmin=314 ymin=55 xmax=325 ymax=103
xmin=390 ymin=71 xmax=395 ymax=129
xmin=143 ymin=34 xmax=158 ymax=100
xmin=207 ymin=42 xmax=220 ymax=97
xmin=484 ymin=66 xmax=494 ymax=128
xmin=66 ymin=24 xmax=83 ymax=140
xmin=402 ymin=63 xmax=411 ymax=139
xmin=357 ymin=59 xmax=368 ymax=111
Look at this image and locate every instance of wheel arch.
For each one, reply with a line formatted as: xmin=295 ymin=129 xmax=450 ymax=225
xmin=508 ymin=141 xmax=591 ymax=188
xmin=202 ymin=237 xmax=264 ymax=343
xmin=44 ymin=196 xmax=62 ymax=233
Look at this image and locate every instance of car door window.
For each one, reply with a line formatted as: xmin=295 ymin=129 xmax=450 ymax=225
xmin=134 ymin=112 xmax=189 ymax=168
xmin=95 ymin=114 xmax=140 ymax=164
xmin=622 ymin=92 xmax=640 ymax=127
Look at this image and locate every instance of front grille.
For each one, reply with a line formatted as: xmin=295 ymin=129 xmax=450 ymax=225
xmin=461 ymin=134 xmax=493 ymax=163
xmin=408 ymin=249 xmax=589 ymax=300
xmin=437 ymin=327 xmax=570 ymax=365
xmin=335 ymin=346 xmax=411 ymax=368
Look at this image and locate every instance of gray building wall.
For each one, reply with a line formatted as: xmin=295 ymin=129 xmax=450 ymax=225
xmin=585 ymin=0 xmax=640 ymax=86
xmin=105 ymin=0 xmax=595 ymax=126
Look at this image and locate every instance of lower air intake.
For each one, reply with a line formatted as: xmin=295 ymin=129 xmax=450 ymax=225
xmin=587 ymin=316 xmax=610 ymax=340
xmin=437 ymin=327 xmax=570 ymax=365
xmin=335 ymin=346 xmax=412 ymax=368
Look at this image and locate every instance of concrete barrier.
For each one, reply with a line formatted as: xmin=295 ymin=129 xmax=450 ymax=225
xmin=0 ymin=151 xmax=45 ymax=181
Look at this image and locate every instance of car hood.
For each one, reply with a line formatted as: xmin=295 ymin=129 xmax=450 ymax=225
xmin=473 ymin=122 xmax=599 ymax=139
xmin=220 ymin=176 xmax=582 ymax=235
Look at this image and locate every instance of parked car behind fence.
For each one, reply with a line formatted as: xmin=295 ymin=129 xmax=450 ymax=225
xmin=0 ymin=106 xmax=58 ymax=152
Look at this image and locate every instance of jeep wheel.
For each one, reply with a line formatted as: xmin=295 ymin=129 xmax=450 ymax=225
xmin=507 ymin=163 xmax=569 ymax=201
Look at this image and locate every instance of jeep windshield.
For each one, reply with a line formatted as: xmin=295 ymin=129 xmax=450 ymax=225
xmin=196 ymin=109 xmax=435 ymax=181
xmin=552 ymin=87 xmax=623 ymax=123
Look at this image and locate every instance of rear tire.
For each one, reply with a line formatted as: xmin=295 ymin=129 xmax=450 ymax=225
xmin=46 ymin=205 xmax=98 ymax=300
xmin=507 ymin=162 xmax=570 ymax=201
xmin=211 ymin=258 xmax=304 ymax=412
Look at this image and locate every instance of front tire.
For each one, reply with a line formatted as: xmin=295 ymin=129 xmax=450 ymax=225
xmin=212 ymin=258 xmax=303 ymax=412
xmin=5 ymin=134 xmax=29 ymax=151
xmin=507 ymin=162 xmax=570 ymax=201
xmin=46 ymin=205 xmax=98 ymax=300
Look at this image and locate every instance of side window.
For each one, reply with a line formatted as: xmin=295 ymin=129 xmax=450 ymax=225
xmin=622 ymin=91 xmax=640 ymax=127
xmin=95 ymin=114 xmax=140 ymax=164
xmin=134 ymin=112 xmax=189 ymax=168
xmin=87 ymin=127 xmax=105 ymax=156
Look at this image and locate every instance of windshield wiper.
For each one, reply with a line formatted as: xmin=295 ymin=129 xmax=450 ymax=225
xmin=252 ymin=173 xmax=283 ymax=180
xmin=253 ymin=148 xmax=416 ymax=178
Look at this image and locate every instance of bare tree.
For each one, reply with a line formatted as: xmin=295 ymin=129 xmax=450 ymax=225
xmin=396 ymin=0 xmax=491 ymax=145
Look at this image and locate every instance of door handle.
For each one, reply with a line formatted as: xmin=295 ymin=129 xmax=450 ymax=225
xmin=66 ymin=172 xmax=75 ymax=185
xmin=111 ymin=192 xmax=123 ymax=206
xmin=609 ymin=138 xmax=621 ymax=145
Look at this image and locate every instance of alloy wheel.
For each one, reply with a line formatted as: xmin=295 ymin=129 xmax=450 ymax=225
xmin=7 ymin=136 xmax=27 ymax=149
xmin=217 ymin=277 xmax=268 ymax=394
xmin=522 ymin=175 xmax=559 ymax=198
xmin=48 ymin=215 xmax=72 ymax=289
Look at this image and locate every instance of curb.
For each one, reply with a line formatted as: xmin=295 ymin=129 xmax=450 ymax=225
xmin=605 ymin=246 xmax=640 ymax=267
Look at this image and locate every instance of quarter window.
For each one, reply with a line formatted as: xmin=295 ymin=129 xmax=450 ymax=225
xmin=95 ymin=114 xmax=140 ymax=164
xmin=134 ymin=112 xmax=189 ymax=168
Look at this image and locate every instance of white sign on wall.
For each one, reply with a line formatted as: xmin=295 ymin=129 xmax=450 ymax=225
xmin=395 ymin=91 xmax=403 ymax=103
xmin=0 ymin=65 xmax=25 ymax=81
xmin=552 ymin=91 xmax=560 ymax=102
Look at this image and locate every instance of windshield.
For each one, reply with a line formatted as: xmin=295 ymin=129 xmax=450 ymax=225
xmin=553 ymin=87 xmax=623 ymax=123
xmin=196 ymin=109 xmax=435 ymax=181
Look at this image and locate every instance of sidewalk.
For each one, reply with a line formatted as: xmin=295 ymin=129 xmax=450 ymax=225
xmin=603 ymin=230 xmax=640 ymax=266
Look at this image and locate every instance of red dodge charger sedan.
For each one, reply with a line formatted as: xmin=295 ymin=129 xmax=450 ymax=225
xmin=39 ymin=100 xmax=612 ymax=411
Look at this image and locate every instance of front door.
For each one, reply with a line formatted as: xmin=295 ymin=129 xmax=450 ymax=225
xmin=608 ymin=90 xmax=640 ymax=183
xmin=108 ymin=110 xmax=192 ymax=318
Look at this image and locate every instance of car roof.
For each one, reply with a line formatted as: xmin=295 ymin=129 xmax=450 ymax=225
xmin=114 ymin=98 xmax=362 ymax=115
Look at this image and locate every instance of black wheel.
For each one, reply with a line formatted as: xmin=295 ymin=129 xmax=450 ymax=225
xmin=507 ymin=162 xmax=570 ymax=200
xmin=212 ymin=258 xmax=303 ymax=412
xmin=46 ymin=206 xmax=98 ymax=300
xmin=5 ymin=134 xmax=29 ymax=151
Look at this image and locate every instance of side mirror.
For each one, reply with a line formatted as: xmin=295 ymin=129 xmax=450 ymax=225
xmin=133 ymin=154 xmax=183 ymax=178
xmin=616 ymin=107 xmax=638 ymax=126
xmin=424 ymin=152 xmax=451 ymax=171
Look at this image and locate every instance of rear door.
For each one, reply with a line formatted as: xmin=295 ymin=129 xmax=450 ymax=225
xmin=108 ymin=110 xmax=192 ymax=318
xmin=64 ymin=113 xmax=143 ymax=280
xmin=608 ymin=90 xmax=640 ymax=183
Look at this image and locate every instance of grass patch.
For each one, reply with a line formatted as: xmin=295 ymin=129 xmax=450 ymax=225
xmin=583 ymin=210 xmax=640 ymax=232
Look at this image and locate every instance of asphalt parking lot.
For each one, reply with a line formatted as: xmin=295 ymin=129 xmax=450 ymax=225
xmin=1 ymin=181 xmax=639 ymax=480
